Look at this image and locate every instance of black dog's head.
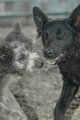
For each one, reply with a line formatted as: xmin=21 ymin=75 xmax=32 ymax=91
xmin=33 ymin=4 xmax=80 ymax=64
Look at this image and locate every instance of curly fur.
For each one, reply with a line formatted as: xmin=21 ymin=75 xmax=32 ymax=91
xmin=0 ymin=22 xmax=44 ymax=120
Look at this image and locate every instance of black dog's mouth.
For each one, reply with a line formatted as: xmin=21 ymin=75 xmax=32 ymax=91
xmin=46 ymin=51 xmax=67 ymax=65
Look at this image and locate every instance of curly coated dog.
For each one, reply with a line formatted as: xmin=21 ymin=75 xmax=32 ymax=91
xmin=33 ymin=4 xmax=80 ymax=120
xmin=0 ymin=22 xmax=44 ymax=120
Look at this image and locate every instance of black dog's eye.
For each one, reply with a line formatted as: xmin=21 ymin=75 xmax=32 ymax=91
xmin=43 ymin=32 xmax=48 ymax=41
xmin=18 ymin=54 xmax=26 ymax=61
xmin=57 ymin=33 xmax=65 ymax=40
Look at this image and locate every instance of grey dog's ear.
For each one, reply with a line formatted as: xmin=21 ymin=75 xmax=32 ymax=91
xmin=69 ymin=4 xmax=80 ymax=32
xmin=5 ymin=21 xmax=22 ymax=42
xmin=13 ymin=21 xmax=22 ymax=33
xmin=33 ymin=6 xmax=49 ymax=38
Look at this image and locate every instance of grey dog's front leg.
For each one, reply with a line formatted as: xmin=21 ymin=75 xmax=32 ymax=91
xmin=54 ymin=81 xmax=79 ymax=120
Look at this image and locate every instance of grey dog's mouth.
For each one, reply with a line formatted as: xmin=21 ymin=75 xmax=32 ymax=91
xmin=46 ymin=52 xmax=67 ymax=65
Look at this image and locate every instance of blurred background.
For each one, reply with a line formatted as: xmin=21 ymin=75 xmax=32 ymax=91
xmin=0 ymin=0 xmax=79 ymax=26
xmin=0 ymin=1 xmax=80 ymax=120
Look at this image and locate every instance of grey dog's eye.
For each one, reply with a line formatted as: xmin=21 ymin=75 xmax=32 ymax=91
xmin=18 ymin=54 xmax=26 ymax=61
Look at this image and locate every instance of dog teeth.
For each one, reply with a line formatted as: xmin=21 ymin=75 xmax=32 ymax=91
xmin=46 ymin=54 xmax=64 ymax=65
xmin=60 ymin=54 xmax=63 ymax=57
xmin=46 ymin=57 xmax=59 ymax=65
xmin=52 ymin=62 xmax=56 ymax=65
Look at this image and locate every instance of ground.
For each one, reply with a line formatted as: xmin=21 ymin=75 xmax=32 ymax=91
xmin=0 ymin=25 xmax=80 ymax=120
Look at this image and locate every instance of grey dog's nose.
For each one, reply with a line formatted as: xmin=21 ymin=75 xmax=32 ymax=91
xmin=39 ymin=61 xmax=44 ymax=68
xmin=44 ymin=49 xmax=53 ymax=57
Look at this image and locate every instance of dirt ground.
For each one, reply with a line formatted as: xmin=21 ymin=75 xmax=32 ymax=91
xmin=0 ymin=25 xmax=80 ymax=120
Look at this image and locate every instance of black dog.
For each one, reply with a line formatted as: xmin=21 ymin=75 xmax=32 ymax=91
xmin=33 ymin=4 xmax=80 ymax=120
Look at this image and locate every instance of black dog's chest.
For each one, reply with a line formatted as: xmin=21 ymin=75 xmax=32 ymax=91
xmin=58 ymin=52 xmax=80 ymax=85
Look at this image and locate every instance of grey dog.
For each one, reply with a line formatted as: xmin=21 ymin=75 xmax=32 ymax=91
xmin=0 ymin=22 xmax=44 ymax=120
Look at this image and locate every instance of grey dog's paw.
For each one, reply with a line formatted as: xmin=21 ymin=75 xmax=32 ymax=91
xmin=0 ymin=102 xmax=23 ymax=120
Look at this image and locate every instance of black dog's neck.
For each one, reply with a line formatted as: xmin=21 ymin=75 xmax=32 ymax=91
xmin=55 ymin=47 xmax=75 ymax=65
xmin=58 ymin=40 xmax=80 ymax=86
xmin=58 ymin=33 xmax=80 ymax=64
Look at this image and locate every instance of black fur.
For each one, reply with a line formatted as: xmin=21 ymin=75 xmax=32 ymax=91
xmin=33 ymin=4 xmax=80 ymax=120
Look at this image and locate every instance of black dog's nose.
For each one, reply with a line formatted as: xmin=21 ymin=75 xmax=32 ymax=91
xmin=44 ymin=49 xmax=53 ymax=57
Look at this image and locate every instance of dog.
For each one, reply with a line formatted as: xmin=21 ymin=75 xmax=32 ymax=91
xmin=33 ymin=4 xmax=80 ymax=120
xmin=0 ymin=22 xmax=44 ymax=120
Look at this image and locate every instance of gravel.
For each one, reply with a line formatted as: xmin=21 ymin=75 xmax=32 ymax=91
xmin=0 ymin=25 xmax=80 ymax=120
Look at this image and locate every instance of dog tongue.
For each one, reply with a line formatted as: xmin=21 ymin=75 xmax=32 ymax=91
xmin=46 ymin=52 xmax=67 ymax=65
xmin=46 ymin=56 xmax=59 ymax=65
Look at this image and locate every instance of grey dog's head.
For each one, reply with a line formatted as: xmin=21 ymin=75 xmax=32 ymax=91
xmin=0 ymin=22 xmax=44 ymax=75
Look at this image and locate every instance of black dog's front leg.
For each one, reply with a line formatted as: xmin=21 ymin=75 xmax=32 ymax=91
xmin=54 ymin=81 xmax=79 ymax=120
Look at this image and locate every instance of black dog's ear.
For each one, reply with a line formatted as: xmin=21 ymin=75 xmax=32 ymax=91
xmin=69 ymin=4 xmax=80 ymax=32
xmin=33 ymin=6 xmax=49 ymax=37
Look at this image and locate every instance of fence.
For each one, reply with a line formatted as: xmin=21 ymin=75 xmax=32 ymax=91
xmin=0 ymin=0 xmax=79 ymax=18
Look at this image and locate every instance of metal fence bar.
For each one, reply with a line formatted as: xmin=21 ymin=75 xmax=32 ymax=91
xmin=0 ymin=0 xmax=79 ymax=18
xmin=30 ymin=0 xmax=40 ymax=13
xmin=0 ymin=0 xmax=31 ymax=2
xmin=12 ymin=1 xmax=18 ymax=13
xmin=0 ymin=12 xmax=71 ymax=18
